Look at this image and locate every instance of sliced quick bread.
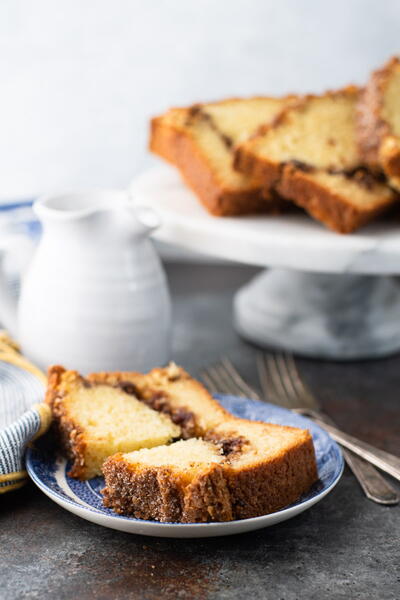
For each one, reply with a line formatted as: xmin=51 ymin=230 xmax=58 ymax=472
xmin=88 ymin=363 xmax=230 ymax=439
xmin=102 ymin=418 xmax=317 ymax=523
xmin=357 ymin=56 xmax=400 ymax=191
xmin=46 ymin=365 xmax=181 ymax=479
xmin=149 ymin=96 xmax=294 ymax=216
xmin=235 ymin=87 xmax=398 ymax=233
xmin=46 ymin=363 xmax=229 ymax=479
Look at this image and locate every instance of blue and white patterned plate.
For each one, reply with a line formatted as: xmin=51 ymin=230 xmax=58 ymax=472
xmin=26 ymin=395 xmax=343 ymax=538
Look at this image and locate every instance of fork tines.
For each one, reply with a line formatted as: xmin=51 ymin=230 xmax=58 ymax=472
xmin=200 ymin=358 xmax=260 ymax=400
xmin=256 ymin=351 xmax=319 ymax=410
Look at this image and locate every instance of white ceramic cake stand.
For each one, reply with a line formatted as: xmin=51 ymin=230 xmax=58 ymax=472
xmin=130 ymin=165 xmax=400 ymax=360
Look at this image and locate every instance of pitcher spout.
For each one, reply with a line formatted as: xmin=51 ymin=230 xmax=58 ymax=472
xmin=34 ymin=191 xmax=161 ymax=241
xmin=34 ymin=190 xmax=129 ymax=226
xmin=124 ymin=205 xmax=162 ymax=238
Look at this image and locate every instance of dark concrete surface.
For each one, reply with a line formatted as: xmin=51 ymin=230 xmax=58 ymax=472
xmin=1 ymin=263 xmax=399 ymax=600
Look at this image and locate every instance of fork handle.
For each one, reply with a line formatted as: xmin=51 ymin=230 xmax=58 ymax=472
xmin=341 ymin=448 xmax=399 ymax=505
xmin=301 ymin=410 xmax=400 ymax=483
xmin=310 ymin=411 xmax=399 ymax=504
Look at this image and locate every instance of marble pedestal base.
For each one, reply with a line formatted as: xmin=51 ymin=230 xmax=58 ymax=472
xmin=234 ymin=269 xmax=400 ymax=360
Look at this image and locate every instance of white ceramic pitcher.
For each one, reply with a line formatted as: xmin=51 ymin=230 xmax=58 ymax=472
xmin=0 ymin=190 xmax=171 ymax=373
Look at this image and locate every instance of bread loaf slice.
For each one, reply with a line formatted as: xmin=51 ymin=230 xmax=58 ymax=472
xmin=46 ymin=363 xmax=229 ymax=479
xmin=102 ymin=438 xmax=232 ymax=522
xmin=46 ymin=366 xmax=181 ymax=479
xmin=235 ymin=87 xmax=398 ymax=233
xmin=357 ymin=56 xmax=400 ymax=191
xmin=89 ymin=363 xmax=230 ymax=439
xmin=46 ymin=362 xmax=317 ymax=521
xmin=149 ymin=97 xmax=294 ymax=216
xmin=102 ymin=418 xmax=317 ymax=523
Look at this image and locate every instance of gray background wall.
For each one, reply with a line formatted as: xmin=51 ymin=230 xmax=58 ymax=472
xmin=1 ymin=0 xmax=399 ymax=200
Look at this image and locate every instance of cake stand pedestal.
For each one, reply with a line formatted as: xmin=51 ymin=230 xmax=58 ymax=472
xmin=234 ymin=269 xmax=400 ymax=359
xmin=131 ymin=166 xmax=400 ymax=360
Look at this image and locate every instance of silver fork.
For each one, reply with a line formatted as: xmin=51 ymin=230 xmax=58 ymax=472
xmin=200 ymin=357 xmax=399 ymax=504
xmin=257 ymin=352 xmax=399 ymax=505
xmin=201 ymin=358 xmax=261 ymax=401
xmin=201 ymin=357 xmax=400 ymax=486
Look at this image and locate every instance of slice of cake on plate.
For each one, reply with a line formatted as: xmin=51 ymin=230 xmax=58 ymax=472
xmin=102 ymin=438 xmax=232 ymax=522
xmin=205 ymin=417 xmax=317 ymax=520
xmin=234 ymin=87 xmax=398 ymax=233
xmin=149 ymin=96 xmax=295 ymax=216
xmin=47 ymin=362 xmax=318 ymax=521
xmin=89 ymin=363 xmax=230 ymax=438
xmin=357 ymin=56 xmax=400 ymax=191
xmin=46 ymin=363 xmax=228 ymax=479
xmin=46 ymin=365 xmax=181 ymax=479
xmin=102 ymin=417 xmax=317 ymax=523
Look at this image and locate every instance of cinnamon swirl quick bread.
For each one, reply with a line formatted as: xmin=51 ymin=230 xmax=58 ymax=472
xmin=46 ymin=364 xmax=318 ymax=522
xmin=357 ymin=56 xmax=400 ymax=191
xmin=89 ymin=363 xmax=230 ymax=439
xmin=46 ymin=363 xmax=230 ymax=479
xmin=103 ymin=418 xmax=317 ymax=523
xmin=46 ymin=366 xmax=181 ymax=479
xmin=234 ymin=87 xmax=398 ymax=233
xmin=149 ymin=57 xmax=400 ymax=233
xmin=150 ymin=97 xmax=295 ymax=216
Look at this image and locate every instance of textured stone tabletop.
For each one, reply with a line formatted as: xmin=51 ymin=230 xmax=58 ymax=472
xmin=1 ymin=263 xmax=399 ymax=600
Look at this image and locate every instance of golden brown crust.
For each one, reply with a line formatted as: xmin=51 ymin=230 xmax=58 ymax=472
xmin=357 ymin=56 xmax=400 ymax=177
xmin=149 ymin=96 xmax=295 ymax=216
xmin=150 ymin=114 xmax=283 ymax=216
xmin=276 ymin=165 xmax=394 ymax=234
xmin=233 ymin=147 xmax=390 ymax=233
xmin=224 ymin=434 xmax=317 ymax=520
xmin=233 ymin=144 xmax=281 ymax=190
xmin=102 ymin=457 xmax=233 ymax=523
xmin=183 ymin=463 xmax=233 ymax=522
xmin=382 ymin=137 xmax=400 ymax=179
xmin=46 ymin=365 xmax=88 ymax=479
xmin=102 ymin=455 xmax=184 ymax=522
xmin=102 ymin=431 xmax=317 ymax=523
xmin=45 ymin=365 xmax=67 ymax=407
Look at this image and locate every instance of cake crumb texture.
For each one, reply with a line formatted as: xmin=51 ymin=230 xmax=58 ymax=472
xmin=149 ymin=96 xmax=295 ymax=216
xmin=234 ymin=87 xmax=398 ymax=233
xmin=46 ymin=365 xmax=181 ymax=479
xmin=102 ymin=418 xmax=317 ymax=523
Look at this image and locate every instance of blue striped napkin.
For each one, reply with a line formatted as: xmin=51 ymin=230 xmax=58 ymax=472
xmin=0 ymin=340 xmax=49 ymax=493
